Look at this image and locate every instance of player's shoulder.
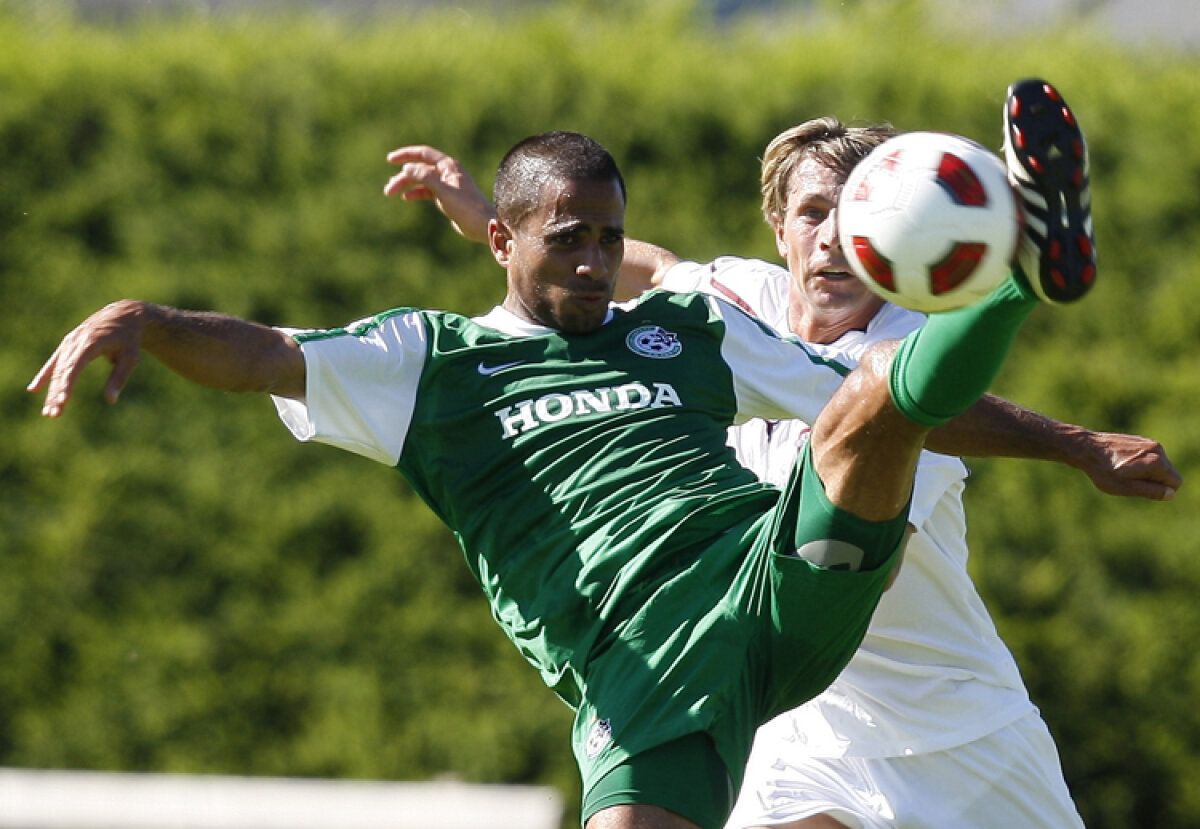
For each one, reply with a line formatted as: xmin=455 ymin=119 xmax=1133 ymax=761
xmin=664 ymin=256 xmax=788 ymax=289
xmin=621 ymin=286 xmax=716 ymax=317
xmin=662 ymin=256 xmax=789 ymax=322
xmin=628 ymin=286 xmax=782 ymax=337
xmin=291 ymin=306 xmax=430 ymax=345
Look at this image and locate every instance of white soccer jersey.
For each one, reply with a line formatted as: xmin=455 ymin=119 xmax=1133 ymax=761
xmin=663 ymin=257 xmax=1034 ymax=758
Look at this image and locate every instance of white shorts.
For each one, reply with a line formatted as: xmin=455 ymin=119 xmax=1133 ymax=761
xmin=725 ymin=712 xmax=1085 ymax=829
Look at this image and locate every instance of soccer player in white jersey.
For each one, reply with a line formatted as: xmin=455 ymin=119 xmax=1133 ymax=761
xmin=381 ymin=83 xmax=1181 ymax=828
xmin=620 ymin=85 xmax=1177 ymax=829
xmin=612 ymin=87 xmax=1177 ymax=829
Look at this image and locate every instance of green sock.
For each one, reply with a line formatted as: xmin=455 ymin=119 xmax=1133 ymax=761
xmin=889 ymin=271 xmax=1039 ymax=427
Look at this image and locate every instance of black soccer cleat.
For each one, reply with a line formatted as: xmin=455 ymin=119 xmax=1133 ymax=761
xmin=1003 ymin=78 xmax=1096 ymax=303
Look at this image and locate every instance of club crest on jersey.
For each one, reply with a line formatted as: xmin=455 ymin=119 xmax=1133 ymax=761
xmin=626 ymin=325 xmax=682 ymax=359
xmin=585 ymin=717 xmax=613 ymax=758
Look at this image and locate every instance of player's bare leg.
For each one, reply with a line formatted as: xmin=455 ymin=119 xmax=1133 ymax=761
xmin=816 ymin=76 xmax=1098 ymax=531
xmin=811 ymin=267 xmax=1048 ymax=542
xmin=809 ymin=340 xmax=927 ymax=523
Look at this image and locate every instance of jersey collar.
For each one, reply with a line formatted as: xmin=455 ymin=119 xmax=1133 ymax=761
xmin=473 ymin=305 xmax=616 ymax=337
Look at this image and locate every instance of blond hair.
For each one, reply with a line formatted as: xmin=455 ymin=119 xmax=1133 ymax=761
xmin=760 ymin=117 xmax=897 ymax=225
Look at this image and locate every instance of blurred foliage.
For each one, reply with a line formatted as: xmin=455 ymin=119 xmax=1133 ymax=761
xmin=2 ymin=1 xmax=1198 ymax=826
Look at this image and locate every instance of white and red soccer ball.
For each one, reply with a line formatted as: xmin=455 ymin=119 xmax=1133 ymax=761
xmin=838 ymin=131 xmax=1021 ymax=313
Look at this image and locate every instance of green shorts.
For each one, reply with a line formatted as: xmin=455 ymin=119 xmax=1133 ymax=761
xmin=575 ymin=443 xmax=906 ymax=828
xmin=584 ymin=732 xmax=734 ymax=828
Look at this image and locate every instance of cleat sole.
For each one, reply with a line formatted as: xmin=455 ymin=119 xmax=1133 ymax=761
xmin=1003 ymin=78 xmax=1096 ymax=303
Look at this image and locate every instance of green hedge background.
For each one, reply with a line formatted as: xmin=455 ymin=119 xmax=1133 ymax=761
xmin=3 ymin=1 xmax=1199 ymax=826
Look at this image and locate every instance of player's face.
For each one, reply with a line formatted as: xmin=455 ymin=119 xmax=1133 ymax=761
xmin=774 ymin=157 xmax=884 ymax=334
xmin=496 ymin=177 xmax=625 ymax=336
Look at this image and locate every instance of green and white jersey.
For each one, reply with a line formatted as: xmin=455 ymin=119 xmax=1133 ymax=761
xmin=273 ymin=290 xmax=848 ymax=708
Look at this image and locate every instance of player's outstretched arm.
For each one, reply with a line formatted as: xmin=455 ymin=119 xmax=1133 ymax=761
xmin=384 ymin=144 xmax=495 ymax=244
xmin=926 ymin=394 xmax=1181 ymax=501
xmin=28 ymin=300 xmax=305 ymax=418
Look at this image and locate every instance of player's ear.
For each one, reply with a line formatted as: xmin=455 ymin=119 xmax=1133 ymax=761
xmin=771 ymin=212 xmax=788 ymax=258
xmin=489 ymin=218 xmax=515 ymax=267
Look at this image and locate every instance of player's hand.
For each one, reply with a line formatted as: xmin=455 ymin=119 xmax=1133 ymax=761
xmin=1080 ymin=431 xmax=1182 ymax=501
xmin=384 ymin=145 xmax=495 ymax=244
xmin=27 ymin=300 xmax=148 ymax=418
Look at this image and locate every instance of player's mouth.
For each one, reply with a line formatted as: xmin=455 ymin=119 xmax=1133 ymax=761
xmin=816 ymin=267 xmax=854 ymax=281
xmin=568 ymin=284 xmax=613 ymax=306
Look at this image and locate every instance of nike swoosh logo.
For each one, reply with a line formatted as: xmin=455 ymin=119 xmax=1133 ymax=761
xmin=477 ymin=360 xmax=526 ymax=376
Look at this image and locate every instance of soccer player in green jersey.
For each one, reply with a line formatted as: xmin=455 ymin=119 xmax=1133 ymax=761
xmin=32 ymin=130 xmax=1084 ymax=829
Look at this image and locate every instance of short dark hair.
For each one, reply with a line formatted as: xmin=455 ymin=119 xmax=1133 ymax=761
xmin=494 ymin=131 xmax=626 ymax=228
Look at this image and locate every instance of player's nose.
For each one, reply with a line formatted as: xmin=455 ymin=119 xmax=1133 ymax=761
xmin=821 ymin=208 xmax=843 ymax=250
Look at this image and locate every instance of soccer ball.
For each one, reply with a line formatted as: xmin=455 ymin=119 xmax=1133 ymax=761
xmin=838 ymin=131 xmax=1021 ymax=313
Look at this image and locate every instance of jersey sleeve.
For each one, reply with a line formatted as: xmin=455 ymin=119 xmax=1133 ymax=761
xmin=661 ymin=257 xmax=791 ymax=324
xmin=271 ymin=309 xmax=428 ymax=466
xmin=707 ymin=296 xmax=848 ymax=426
